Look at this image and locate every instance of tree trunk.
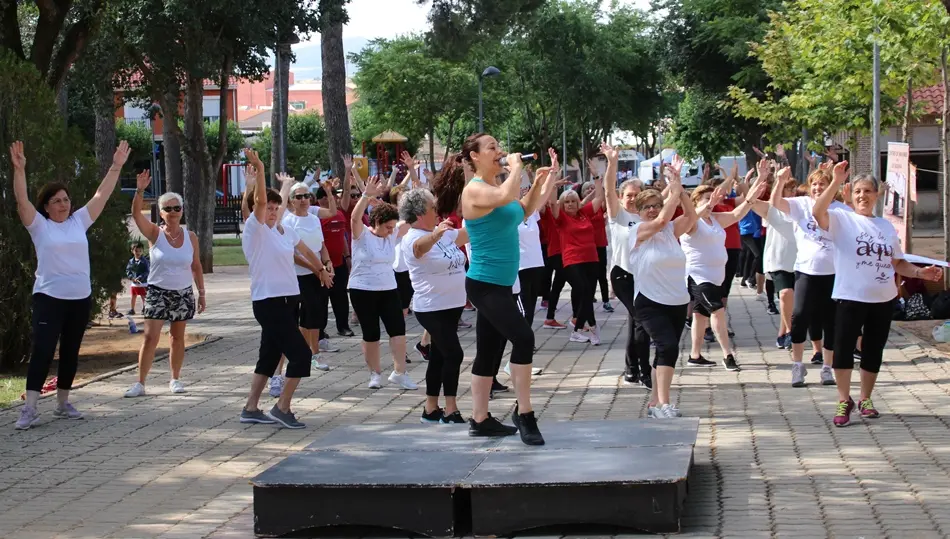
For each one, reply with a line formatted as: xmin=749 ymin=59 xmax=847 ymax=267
xmin=271 ymin=43 xmax=291 ymax=182
xmin=428 ymin=122 xmax=436 ymax=171
xmin=94 ymin=88 xmax=116 ymax=180
xmin=162 ymin=87 xmax=183 ymax=195
xmin=442 ymin=118 xmax=456 ymax=162
xmin=321 ymin=19 xmax=352 ymax=178
xmin=182 ymin=76 xmax=214 ymax=272
xmin=942 ymin=47 xmax=950 ymax=287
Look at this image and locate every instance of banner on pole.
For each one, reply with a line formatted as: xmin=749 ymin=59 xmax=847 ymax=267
xmin=886 ymin=142 xmax=910 ymax=200
xmin=910 ymin=163 xmax=918 ymax=203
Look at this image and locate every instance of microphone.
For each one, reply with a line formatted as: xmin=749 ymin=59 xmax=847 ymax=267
xmin=498 ymin=153 xmax=536 ymax=167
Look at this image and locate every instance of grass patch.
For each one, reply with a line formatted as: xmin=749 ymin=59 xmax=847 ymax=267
xmin=0 ymin=376 xmax=24 ymax=408
xmin=213 ymin=237 xmax=242 ymax=247
xmin=214 ymin=245 xmax=247 ymax=266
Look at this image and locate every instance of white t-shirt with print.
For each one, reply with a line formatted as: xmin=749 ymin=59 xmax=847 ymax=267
xmin=26 ymin=207 xmax=94 ymax=299
xmin=763 ymin=207 xmax=797 ymax=274
xmin=348 ymin=229 xmax=398 ymax=291
xmin=402 ymin=228 xmax=467 ymax=312
xmin=281 ymin=212 xmax=324 ymax=276
xmin=518 ymin=212 xmax=545 ymax=270
xmin=785 ymin=197 xmax=852 ymax=275
xmin=825 ymin=208 xmax=902 ymax=303
xmin=629 ymin=222 xmax=690 ymax=306
xmin=393 ymin=234 xmax=409 ymax=273
xmin=242 ymin=214 xmax=301 ymax=301
xmin=609 ymin=208 xmax=640 ymax=274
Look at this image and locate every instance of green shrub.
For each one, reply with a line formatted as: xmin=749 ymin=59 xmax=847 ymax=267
xmin=0 ymin=50 xmax=130 ymax=372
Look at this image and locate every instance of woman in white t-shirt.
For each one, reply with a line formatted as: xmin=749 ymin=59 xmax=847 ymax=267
xmin=389 ymin=186 xmax=415 ymax=317
xmin=239 ymin=150 xmax=332 ymax=430
xmin=681 ymin=180 xmax=765 ymax=373
xmin=125 ymin=171 xmax=206 ymax=398
xmin=601 ymin=144 xmax=649 ymax=387
xmin=813 ymin=163 xmax=942 ymax=427
xmin=348 ymin=176 xmax=416 ymax=391
xmin=283 ymin=182 xmax=334 ymax=373
xmin=399 ymin=189 xmax=469 ymax=423
xmin=771 ymin=166 xmax=849 ymax=386
xmin=628 ymin=156 xmax=698 ymax=420
xmin=12 ymin=140 xmax=131 ymax=430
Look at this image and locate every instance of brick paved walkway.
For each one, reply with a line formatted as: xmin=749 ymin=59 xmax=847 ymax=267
xmin=2 ymin=267 xmax=950 ymax=538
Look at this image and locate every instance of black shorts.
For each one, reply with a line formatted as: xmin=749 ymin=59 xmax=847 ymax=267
xmin=349 ymin=288 xmax=406 ymax=342
xmin=395 ymin=270 xmax=413 ymax=310
xmin=770 ymin=270 xmax=795 ymax=292
xmin=297 ymin=274 xmax=329 ymax=330
xmin=688 ymin=276 xmax=725 ymax=318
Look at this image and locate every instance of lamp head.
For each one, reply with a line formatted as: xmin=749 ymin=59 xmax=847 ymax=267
xmin=481 ymin=66 xmax=501 ymax=78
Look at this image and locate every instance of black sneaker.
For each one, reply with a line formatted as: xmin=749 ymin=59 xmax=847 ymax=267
xmin=240 ymin=407 xmax=276 ymax=424
xmin=415 ymin=342 xmax=431 ymax=361
xmin=440 ymin=411 xmax=465 ymax=424
xmin=810 ymin=351 xmax=824 ymax=365
xmin=603 ymin=301 xmax=614 ymax=313
xmin=728 ymin=328 xmax=735 ymax=338
xmin=688 ymin=355 xmax=716 ymax=367
xmin=704 ymin=328 xmax=715 ymax=343
xmin=776 ymin=333 xmax=788 ymax=349
xmin=421 ymin=407 xmax=444 ymax=423
xmin=684 ymin=318 xmax=692 ymax=329
xmin=516 ymin=409 xmax=545 ymax=446
xmin=853 ymin=349 xmax=862 ymax=362
xmin=268 ymin=405 xmax=305 ymax=429
xmin=338 ymin=328 xmax=355 ymax=337
xmin=623 ymin=372 xmax=638 ymax=385
xmin=640 ymin=376 xmax=653 ymax=390
xmin=767 ymin=304 xmax=779 ymax=315
xmin=723 ymin=354 xmax=741 ymax=372
xmin=468 ymin=414 xmax=517 ymax=437
xmin=491 ymin=378 xmax=508 ymax=393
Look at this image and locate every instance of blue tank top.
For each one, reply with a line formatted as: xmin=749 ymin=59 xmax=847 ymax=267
xmin=466 ymin=181 xmax=524 ymax=286
xmin=739 ymin=210 xmax=762 ymax=238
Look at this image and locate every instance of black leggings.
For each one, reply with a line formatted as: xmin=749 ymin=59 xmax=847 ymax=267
xmin=564 ymin=262 xmax=598 ymax=331
xmin=722 ymin=248 xmax=741 ymax=297
xmin=611 ymin=267 xmax=651 ymax=380
xmin=26 ymin=294 xmax=92 ymax=392
xmin=634 ymin=293 xmax=687 ymax=369
xmin=545 ymin=254 xmax=567 ymax=320
xmin=297 ymin=274 xmax=329 ymax=331
xmin=790 ymin=272 xmax=836 ymax=348
xmin=833 ymin=299 xmax=892 ymax=373
xmin=349 ymin=288 xmax=406 ymax=342
xmin=327 ymin=263 xmax=352 ymax=333
xmin=518 ymin=266 xmax=547 ymax=327
xmin=540 ymin=245 xmax=550 ymax=302
xmin=466 ymin=278 xmax=535 ymax=376
xmin=741 ymin=234 xmax=764 ymax=279
xmin=252 ymin=296 xmax=312 ymax=378
xmin=415 ymin=308 xmax=464 ymax=397
xmin=595 ymin=246 xmax=609 ymax=303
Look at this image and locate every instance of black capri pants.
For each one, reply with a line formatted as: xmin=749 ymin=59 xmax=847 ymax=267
xmin=466 ymin=277 xmax=535 ymax=377
xmin=518 ymin=266 xmax=547 ymax=327
xmin=26 ymin=294 xmax=92 ymax=392
xmin=741 ymin=234 xmax=764 ymax=278
xmin=252 ymin=295 xmax=312 ymax=379
xmin=545 ymin=254 xmax=567 ymax=320
xmin=688 ymin=277 xmax=725 ymax=318
xmin=349 ymin=288 xmax=406 ymax=343
xmin=833 ymin=299 xmax=893 ymax=373
xmin=297 ymin=274 xmax=329 ymax=330
xmin=415 ymin=307 xmax=464 ymax=397
xmin=611 ymin=267 xmax=651 ymax=381
xmin=595 ymin=246 xmax=610 ymax=303
xmin=722 ymin=248 xmax=741 ymax=297
xmin=634 ymin=293 xmax=687 ymax=369
xmin=564 ymin=261 xmax=598 ymax=332
xmin=395 ymin=271 xmax=413 ymax=311
xmin=790 ymin=272 xmax=836 ymax=349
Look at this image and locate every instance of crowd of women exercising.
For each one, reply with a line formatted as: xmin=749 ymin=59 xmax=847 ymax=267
xmin=10 ymin=130 xmax=943 ymax=440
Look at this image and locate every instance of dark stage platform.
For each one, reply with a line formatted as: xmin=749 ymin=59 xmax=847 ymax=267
xmin=251 ymin=418 xmax=700 ymax=537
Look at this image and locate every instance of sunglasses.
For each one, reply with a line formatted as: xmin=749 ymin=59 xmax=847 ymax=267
xmin=161 ymin=205 xmax=182 ymax=213
xmin=640 ymin=203 xmax=662 ymax=211
xmin=350 ymin=193 xmax=361 ymax=199
xmin=294 ymin=194 xmax=311 ymax=200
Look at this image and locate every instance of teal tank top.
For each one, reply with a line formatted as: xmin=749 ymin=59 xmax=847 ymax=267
xmin=466 ymin=180 xmax=524 ymax=287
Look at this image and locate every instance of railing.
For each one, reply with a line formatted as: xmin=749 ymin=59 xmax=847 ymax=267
xmin=123 ymin=118 xmax=152 ymax=129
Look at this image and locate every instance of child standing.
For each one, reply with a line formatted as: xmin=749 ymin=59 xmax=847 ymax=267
xmin=126 ymin=241 xmax=149 ymax=315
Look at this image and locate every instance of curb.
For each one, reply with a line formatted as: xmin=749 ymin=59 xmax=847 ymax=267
xmin=891 ymin=323 xmax=950 ymax=361
xmin=4 ymin=334 xmax=222 ymax=409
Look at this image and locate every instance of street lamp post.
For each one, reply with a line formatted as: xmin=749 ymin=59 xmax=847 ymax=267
xmin=479 ymin=66 xmax=501 ymax=133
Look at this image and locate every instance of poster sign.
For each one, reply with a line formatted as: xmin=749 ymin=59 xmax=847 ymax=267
xmin=886 ymin=142 xmax=910 ymax=200
xmin=910 ymin=163 xmax=918 ymax=203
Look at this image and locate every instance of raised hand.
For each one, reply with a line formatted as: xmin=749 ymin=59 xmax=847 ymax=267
xmin=342 ymin=154 xmax=354 ymax=171
xmin=245 ymin=148 xmax=263 ymax=167
xmin=433 ymin=219 xmax=454 ymax=239
xmin=400 ymin=151 xmax=414 ymax=169
xmin=749 ymin=175 xmax=769 ymax=200
xmin=423 ymin=167 xmax=434 ymax=182
xmin=775 ymin=143 xmax=786 ymax=158
xmin=669 ymin=154 xmax=685 ymax=178
xmin=776 ymin=166 xmax=791 ymax=184
xmin=756 ymin=157 xmax=771 ymax=179
xmin=9 ymin=141 xmax=25 ymax=171
xmin=600 ymin=142 xmax=618 ymax=163
xmin=819 ymin=160 xmax=833 ymax=172
xmin=276 ymin=172 xmax=295 ymax=186
xmin=364 ymin=175 xmax=383 ymax=197
xmin=113 ymin=140 xmax=132 ymax=167
xmin=832 ymin=160 xmax=850 ymax=184
xmin=805 ymin=153 xmax=817 ymax=165
xmin=136 ymin=170 xmax=152 ymax=191
xmin=918 ymin=266 xmax=944 ymax=282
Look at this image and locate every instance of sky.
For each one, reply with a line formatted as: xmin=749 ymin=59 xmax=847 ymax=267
xmin=286 ymin=0 xmax=654 ymax=75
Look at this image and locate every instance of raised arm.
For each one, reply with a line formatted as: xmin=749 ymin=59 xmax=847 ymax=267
xmin=673 ymin=188 xmax=699 ymax=238
xmin=276 ymin=172 xmax=294 ymax=217
xmin=591 ymin=174 xmax=605 ymax=213
xmin=314 ymin=178 xmax=339 ymax=219
xmin=814 ymin=161 xmax=848 ymax=231
xmin=601 ymin=143 xmax=621 ymax=219
xmin=132 ymin=170 xmax=160 ymax=244
xmin=340 ymin=155 xmax=354 ymax=211
xmin=522 ymin=167 xmax=553 ymax=217
xmin=716 ymin=180 xmax=766 ymax=228
xmin=412 ymin=219 xmax=454 ymax=259
xmin=245 ymin=149 xmax=268 ymax=222
xmin=467 ymin=154 xmax=524 ymax=210
xmin=241 ymin=165 xmax=256 ymax=221
xmin=189 ymin=230 xmax=206 ymax=313
xmin=9 ymin=141 xmax=36 ymax=227
xmin=85 ymin=140 xmax=131 ymax=222
xmin=350 ymin=175 xmax=381 ymax=240
xmin=636 ymin=180 xmax=682 ymax=244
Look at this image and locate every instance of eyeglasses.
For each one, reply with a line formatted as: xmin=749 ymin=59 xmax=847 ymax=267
xmin=640 ymin=203 xmax=662 ymax=211
xmin=294 ymin=194 xmax=311 ymax=200
xmin=161 ymin=205 xmax=182 ymax=213
xmin=48 ymin=197 xmax=70 ymax=205
xmin=350 ymin=193 xmax=361 ymax=199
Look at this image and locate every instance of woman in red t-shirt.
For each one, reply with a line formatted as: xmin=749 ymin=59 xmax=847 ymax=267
xmin=582 ymin=180 xmax=612 ymax=312
xmin=551 ymin=181 xmax=605 ymax=344
xmin=540 ymin=202 xmax=568 ymax=328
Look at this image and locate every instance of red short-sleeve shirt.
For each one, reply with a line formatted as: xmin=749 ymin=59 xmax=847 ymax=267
xmin=555 ymin=203 xmax=599 ymax=267
xmin=321 ymin=210 xmax=349 ymax=267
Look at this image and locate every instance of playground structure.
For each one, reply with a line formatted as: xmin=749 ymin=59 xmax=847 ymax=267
xmin=365 ymin=130 xmax=409 ymax=177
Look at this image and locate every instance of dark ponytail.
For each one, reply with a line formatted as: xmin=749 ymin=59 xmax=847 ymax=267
xmin=433 ymin=133 xmax=487 ymax=218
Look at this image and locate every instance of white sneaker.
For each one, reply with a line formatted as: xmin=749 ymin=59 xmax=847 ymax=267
xmin=569 ymin=330 xmax=590 ymax=343
xmin=504 ymin=361 xmax=542 ymax=376
xmin=269 ymin=375 xmax=285 ymax=398
xmin=311 ymin=354 xmax=330 ymax=371
xmin=169 ymin=379 xmax=186 ymax=394
xmin=388 ymin=371 xmax=418 ymax=390
xmin=589 ymin=325 xmax=601 ymax=346
xmin=755 ymin=293 xmax=766 ymax=302
xmin=532 ymin=367 xmax=542 ymax=375
xmin=319 ymin=338 xmax=339 ymax=352
xmin=504 ymin=361 xmax=511 ymax=376
xmin=368 ymin=372 xmax=382 ymax=389
xmin=124 ymin=382 xmax=146 ymax=398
